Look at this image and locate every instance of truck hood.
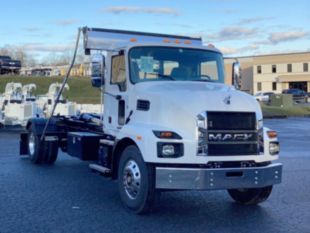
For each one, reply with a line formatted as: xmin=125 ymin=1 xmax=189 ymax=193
xmin=132 ymin=81 xmax=262 ymax=137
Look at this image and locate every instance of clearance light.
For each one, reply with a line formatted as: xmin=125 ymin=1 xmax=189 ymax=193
xmin=163 ymin=39 xmax=171 ymax=43
xmin=175 ymin=39 xmax=180 ymax=44
xmin=184 ymin=40 xmax=191 ymax=44
xmin=267 ymin=130 xmax=277 ymax=139
xmin=130 ymin=38 xmax=137 ymax=42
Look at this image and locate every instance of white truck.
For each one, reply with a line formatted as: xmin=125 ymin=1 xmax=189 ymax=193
xmin=20 ymin=27 xmax=282 ymax=214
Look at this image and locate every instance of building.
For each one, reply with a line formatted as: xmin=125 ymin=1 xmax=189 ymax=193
xmin=225 ymin=52 xmax=310 ymax=94
xmin=20 ymin=63 xmax=91 ymax=77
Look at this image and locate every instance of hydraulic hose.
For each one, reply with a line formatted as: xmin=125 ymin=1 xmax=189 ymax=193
xmin=40 ymin=28 xmax=82 ymax=141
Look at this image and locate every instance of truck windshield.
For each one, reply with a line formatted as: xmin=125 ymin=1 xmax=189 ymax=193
xmin=129 ymin=46 xmax=225 ymax=84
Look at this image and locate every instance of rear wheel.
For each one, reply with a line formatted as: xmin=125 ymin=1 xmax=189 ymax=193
xmin=227 ymin=186 xmax=273 ymax=205
xmin=118 ymin=145 xmax=160 ymax=214
xmin=28 ymin=125 xmax=58 ymax=164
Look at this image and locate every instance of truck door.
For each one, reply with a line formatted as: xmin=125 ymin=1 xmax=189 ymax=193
xmin=104 ymin=54 xmax=128 ymax=134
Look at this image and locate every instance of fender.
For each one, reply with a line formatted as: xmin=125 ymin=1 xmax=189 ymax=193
xmin=20 ymin=118 xmax=59 ymax=155
xmin=25 ymin=117 xmax=58 ymax=134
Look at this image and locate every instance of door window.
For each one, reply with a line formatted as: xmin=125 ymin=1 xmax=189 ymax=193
xmin=111 ymin=55 xmax=126 ymax=91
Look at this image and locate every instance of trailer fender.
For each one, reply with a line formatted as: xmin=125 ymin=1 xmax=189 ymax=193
xmin=25 ymin=118 xmax=58 ymax=135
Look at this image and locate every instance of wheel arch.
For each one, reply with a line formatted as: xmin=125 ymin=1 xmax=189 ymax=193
xmin=111 ymin=137 xmax=139 ymax=179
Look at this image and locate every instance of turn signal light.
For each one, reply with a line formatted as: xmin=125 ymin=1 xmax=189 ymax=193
xmin=267 ymin=130 xmax=277 ymax=139
xmin=153 ymin=131 xmax=182 ymax=139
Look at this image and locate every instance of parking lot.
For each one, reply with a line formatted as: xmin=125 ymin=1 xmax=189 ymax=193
xmin=0 ymin=118 xmax=309 ymax=233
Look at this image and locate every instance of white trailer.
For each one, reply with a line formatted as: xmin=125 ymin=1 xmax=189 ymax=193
xmin=20 ymin=27 xmax=282 ymax=214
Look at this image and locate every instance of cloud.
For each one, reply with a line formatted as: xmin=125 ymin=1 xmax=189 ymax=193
xmin=219 ymin=44 xmax=259 ymax=55
xmin=23 ymin=27 xmax=42 ymax=32
xmin=269 ymin=31 xmax=308 ymax=44
xmin=54 ymin=19 xmax=78 ymax=26
xmin=238 ymin=17 xmax=274 ymax=25
xmin=21 ymin=43 xmax=74 ymax=52
xmin=208 ymin=27 xmax=258 ymax=41
xmin=102 ymin=6 xmax=180 ymax=16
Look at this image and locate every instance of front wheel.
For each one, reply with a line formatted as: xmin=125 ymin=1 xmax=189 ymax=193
xmin=227 ymin=186 xmax=273 ymax=205
xmin=118 ymin=145 xmax=160 ymax=214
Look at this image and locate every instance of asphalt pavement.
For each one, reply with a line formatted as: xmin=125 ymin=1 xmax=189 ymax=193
xmin=0 ymin=118 xmax=309 ymax=233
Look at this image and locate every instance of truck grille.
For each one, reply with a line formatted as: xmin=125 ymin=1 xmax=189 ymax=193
xmin=208 ymin=112 xmax=256 ymax=130
xmin=206 ymin=112 xmax=258 ymax=156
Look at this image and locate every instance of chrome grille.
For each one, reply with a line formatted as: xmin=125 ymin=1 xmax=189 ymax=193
xmin=206 ymin=112 xmax=258 ymax=156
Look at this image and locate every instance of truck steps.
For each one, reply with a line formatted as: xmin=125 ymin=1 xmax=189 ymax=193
xmin=89 ymin=163 xmax=112 ymax=177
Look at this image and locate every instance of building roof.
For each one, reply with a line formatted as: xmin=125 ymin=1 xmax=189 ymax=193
xmin=225 ymin=51 xmax=310 ymax=59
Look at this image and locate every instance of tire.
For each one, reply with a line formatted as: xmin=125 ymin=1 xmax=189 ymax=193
xmin=227 ymin=186 xmax=273 ymax=205
xmin=27 ymin=125 xmax=58 ymax=164
xmin=118 ymin=145 xmax=160 ymax=214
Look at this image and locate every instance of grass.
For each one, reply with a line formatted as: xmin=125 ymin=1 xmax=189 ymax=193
xmin=261 ymin=102 xmax=310 ymax=117
xmin=0 ymin=75 xmax=101 ymax=104
xmin=2 ymin=75 xmax=310 ymax=117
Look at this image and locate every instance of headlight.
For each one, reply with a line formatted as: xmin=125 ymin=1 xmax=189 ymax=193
xmin=197 ymin=112 xmax=208 ymax=156
xmin=157 ymin=142 xmax=183 ymax=158
xmin=269 ymin=142 xmax=280 ymax=155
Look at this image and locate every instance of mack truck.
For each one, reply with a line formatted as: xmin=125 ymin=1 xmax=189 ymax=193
xmin=20 ymin=27 xmax=282 ymax=214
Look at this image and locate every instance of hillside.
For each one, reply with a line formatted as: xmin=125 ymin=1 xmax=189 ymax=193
xmin=0 ymin=76 xmax=101 ymax=104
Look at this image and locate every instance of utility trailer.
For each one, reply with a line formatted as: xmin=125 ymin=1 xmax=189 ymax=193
xmin=20 ymin=27 xmax=282 ymax=214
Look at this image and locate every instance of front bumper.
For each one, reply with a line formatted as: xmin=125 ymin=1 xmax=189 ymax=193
xmin=156 ymin=163 xmax=282 ymax=190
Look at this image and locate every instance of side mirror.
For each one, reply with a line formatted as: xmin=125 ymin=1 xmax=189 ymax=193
xmin=91 ymin=54 xmax=105 ymax=88
xmin=232 ymin=61 xmax=242 ymax=90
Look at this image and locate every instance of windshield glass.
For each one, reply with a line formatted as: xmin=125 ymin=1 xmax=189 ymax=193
xmin=129 ymin=46 xmax=224 ymax=84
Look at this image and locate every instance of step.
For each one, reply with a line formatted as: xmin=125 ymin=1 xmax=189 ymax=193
xmin=89 ymin=163 xmax=112 ymax=177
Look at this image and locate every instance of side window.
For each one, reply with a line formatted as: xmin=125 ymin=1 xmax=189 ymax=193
xmin=111 ymin=55 xmax=126 ymax=91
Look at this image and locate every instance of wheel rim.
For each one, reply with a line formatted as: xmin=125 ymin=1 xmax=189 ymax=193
xmin=28 ymin=133 xmax=35 ymax=156
xmin=122 ymin=159 xmax=141 ymax=200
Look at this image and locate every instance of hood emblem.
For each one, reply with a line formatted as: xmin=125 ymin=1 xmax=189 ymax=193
xmin=223 ymin=94 xmax=231 ymax=105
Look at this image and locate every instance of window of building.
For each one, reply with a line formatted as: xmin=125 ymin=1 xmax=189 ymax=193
xmin=257 ymin=82 xmax=262 ymax=91
xmin=272 ymin=65 xmax=277 ymax=73
xmin=287 ymin=64 xmax=292 ymax=72
xmin=257 ymin=65 xmax=262 ymax=74
xmin=304 ymin=63 xmax=309 ymax=72
xmin=272 ymin=82 xmax=277 ymax=91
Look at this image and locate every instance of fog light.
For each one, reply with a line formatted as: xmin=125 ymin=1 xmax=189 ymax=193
xmin=269 ymin=142 xmax=280 ymax=155
xmin=162 ymin=145 xmax=175 ymax=157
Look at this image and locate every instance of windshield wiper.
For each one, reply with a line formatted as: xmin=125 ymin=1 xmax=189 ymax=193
xmin=143 ymin=72 xmax=175 ymax=80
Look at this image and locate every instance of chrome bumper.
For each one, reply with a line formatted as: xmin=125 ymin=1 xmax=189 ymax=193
xmin=155 ymin=163 xmax=282 ymax=190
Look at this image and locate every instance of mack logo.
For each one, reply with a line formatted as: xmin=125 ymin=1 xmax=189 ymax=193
xmin=208 ymin=133 xmax=253 ymax=141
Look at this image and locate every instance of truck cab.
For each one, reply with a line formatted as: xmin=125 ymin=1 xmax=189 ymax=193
xmin=20 ymin=27 xmax=282 ymax=214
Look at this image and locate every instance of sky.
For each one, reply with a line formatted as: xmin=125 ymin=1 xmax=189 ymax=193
xmin=0 ymin=0 xmax=309 ymax=62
